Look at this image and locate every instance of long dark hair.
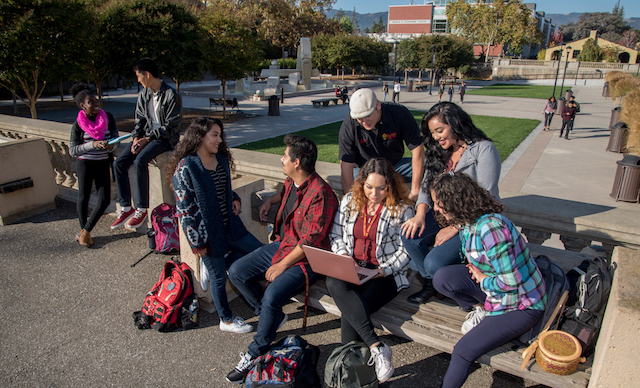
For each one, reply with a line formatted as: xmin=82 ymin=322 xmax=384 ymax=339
xmin=421 ymin=102 xmax=491 ymax=193
xmin=165 ymin=117 xmax=233 ymax=182
xmin=349 ymin=158 xmax=411 ymax=218
xmin=429 ymin=172 xmax=504 ymax=227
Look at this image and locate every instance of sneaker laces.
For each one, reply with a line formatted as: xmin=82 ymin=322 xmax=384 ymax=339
xmin=232 ymin=317 xmax=247 ymax=327
xmin=367 ymin=346 xmax=391 ymax=371
xmin=235 ymin=352 xmax=253 ymax=372
xmin=133 ymin=209 xmax=146 ymax=218
xmin=465 ymin=306 xmax=485 ymax=326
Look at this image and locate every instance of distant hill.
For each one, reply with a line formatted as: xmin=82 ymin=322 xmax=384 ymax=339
xmin=327 ymin=9 xmax=640 ymax=33
xmin=326 ymin=9 xmax=387 ymax=31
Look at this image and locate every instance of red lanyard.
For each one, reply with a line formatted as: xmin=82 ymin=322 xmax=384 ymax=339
xmin=362 ymin=202 xmax=384 ymax=239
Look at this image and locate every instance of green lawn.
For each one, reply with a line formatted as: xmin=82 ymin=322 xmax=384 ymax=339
xmin=466 ymin=83 xmax=558 ymax=99
xmin=236 ymin=111 xmax=539 ymax=163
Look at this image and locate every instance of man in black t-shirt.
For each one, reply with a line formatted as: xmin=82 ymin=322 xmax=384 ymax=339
xmin=338 ymin=88 xmax=424 ymax=200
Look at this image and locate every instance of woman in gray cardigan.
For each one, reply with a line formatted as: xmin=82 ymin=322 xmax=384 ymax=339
xmin=400 ymin=102 xmax=501 ymax=304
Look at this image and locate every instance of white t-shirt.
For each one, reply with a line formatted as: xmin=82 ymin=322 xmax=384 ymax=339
xmin=147 ymin=90 xmax=162 ymax=132
xmin=393 ymin=83 xmax=401 ymax=92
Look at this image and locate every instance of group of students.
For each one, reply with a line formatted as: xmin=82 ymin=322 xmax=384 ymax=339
xmin=70 ymin=68 xmax=549 ymax=388
xmin=438 ymin=80 xmax=466 ymax=104
xmin=542 ymin=94 xmax=580 ymax=139
xmin=335 ymin=85 xmax=350 ymax=104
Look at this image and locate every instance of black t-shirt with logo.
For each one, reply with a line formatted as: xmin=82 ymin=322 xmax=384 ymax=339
xmin=338 ymin=103 xmax=423 ymax=168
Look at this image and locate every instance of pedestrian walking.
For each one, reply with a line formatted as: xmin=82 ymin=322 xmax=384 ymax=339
xmin=447 ymin=84 xmax=453 ymax=102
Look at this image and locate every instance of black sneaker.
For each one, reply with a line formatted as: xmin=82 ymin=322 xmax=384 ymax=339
xmin=226 ymin=352 xmax=255 ymax=383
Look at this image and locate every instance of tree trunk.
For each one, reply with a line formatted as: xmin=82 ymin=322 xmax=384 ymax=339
xmin=404 ymin=69 xmax=407 ymax=84
xmin=221 ymin=80 xmax=227 ymax=120
xmin=173 ymin=77 xmax=181 ymax=93
xmin=96 ymin=83 xmax=104 ymax=109
xmin=59 ymin=80 xmax=64 ymax=102
xmin=29 ymin=100 xmax=37 ymax=119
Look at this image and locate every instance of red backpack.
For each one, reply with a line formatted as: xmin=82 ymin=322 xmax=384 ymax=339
xmin=133 ymin=261 xmax=199 ymax=332
xmin=149 ymin=203 xmax=180 ymax=253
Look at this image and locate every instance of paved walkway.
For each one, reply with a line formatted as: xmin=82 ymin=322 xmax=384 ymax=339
xmin=1 ymin=78 xmax=636 ymax=387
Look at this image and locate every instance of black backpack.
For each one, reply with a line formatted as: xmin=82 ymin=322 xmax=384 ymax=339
xmin=560 ymin=256 xmax=615 ymax=356
xmin=244 ymin=335 xmax=320 ymax=388
xmin=515 ymin=255 xmax=570 ymax=346
xmin=324 ymin=341 xmax=378 ymax=388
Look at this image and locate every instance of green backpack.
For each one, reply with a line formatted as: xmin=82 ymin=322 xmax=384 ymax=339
xmin=324 ymin=341 xmax=378 ymax=388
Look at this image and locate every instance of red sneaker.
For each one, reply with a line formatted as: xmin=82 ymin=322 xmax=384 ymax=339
xmin=126 ymin=209 xmax=148 ymax=229
xmin=111 ymin=208 xmax=135 ymax=229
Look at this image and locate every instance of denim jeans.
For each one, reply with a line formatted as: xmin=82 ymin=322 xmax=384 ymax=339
xmin=401 ymin=208 xmax=463 ymax=279
xmin=202 ymin=232 xmax=263 ymax=322
xmin=353 ymin=157 xmax=413 ymax=184
xmin=227 ymin=242 xmax=316 ymax=357
xmin=114 ymin=139 xmax=172 ymax=209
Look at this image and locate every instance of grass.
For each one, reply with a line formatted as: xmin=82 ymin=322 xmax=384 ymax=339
xmin=466 ymin=83 xmax=558 ymax=99
xmin=236 ymin=111 xmax=539 ymax=163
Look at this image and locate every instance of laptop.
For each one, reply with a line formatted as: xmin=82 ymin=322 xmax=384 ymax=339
xmin=302 ymin=245 xmax=378 ymax=285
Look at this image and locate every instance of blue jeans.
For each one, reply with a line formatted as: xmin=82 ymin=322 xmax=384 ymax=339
xmin=202 ymin=232 xmax=263 ymax=322
xmin=401 ymin=208 xmax=463 ymax=279
xmin=227 ymin=242 xmax=316 ymax=357
xmin=354 ymin=157 xmax=413 ymax=184
xmin=114 ymin=139 xmax=172 ymax=209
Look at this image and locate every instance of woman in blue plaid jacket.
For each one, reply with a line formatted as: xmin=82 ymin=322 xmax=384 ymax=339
xmin=430 ymin=172 xmax=546 ymax=388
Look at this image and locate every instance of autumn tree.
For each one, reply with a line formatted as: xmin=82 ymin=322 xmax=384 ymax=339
xmin=447 ymin=0 xmax=542 ymax=62
xmin=200 ymin=6 xmax=262 ymax=118
xmin=0 ymin=0 xmax=93 ymax=118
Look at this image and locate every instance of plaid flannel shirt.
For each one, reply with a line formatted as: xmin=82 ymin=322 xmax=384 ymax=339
xmin=271 ymin=172 xmax=338 ymax=265
xmin=460 ymin=213 xmax=546 ymax=316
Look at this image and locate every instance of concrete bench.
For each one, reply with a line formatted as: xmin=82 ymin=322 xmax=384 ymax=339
xmin=311 ymin=98 xmax=341 ymax=108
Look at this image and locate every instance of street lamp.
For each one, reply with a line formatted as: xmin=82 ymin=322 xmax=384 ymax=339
xmin=559 ymin=46 xmax=572 ymax=96
xmin=551 ymin=44 xmax=565 ymax=98
xmin=429 ymin=44 xmax=436 ymax=95
xmin=393 ymin=41 xmax=398 ymax=83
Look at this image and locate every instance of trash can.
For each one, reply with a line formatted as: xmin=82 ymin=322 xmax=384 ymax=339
xmin=609 ymin=106 xmax=621 ymax=129
xmin=564 ymin=89 xmax=573 ymax=100
xmin=602 ymin=81 xmax=609 ymax=98
xmin=268 ymin=95 xmax=280 ymax=116
xmin=407 ymin=80 xmax=414 ymax=92
xmin=556 ymin=97 xmax=566 ymax=115
xmin=606 ymin=122 xmax=628 ymax=153
xmin=610 ymin=155 xmax=640 ymax=202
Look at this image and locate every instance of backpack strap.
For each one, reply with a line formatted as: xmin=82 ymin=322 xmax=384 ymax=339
xmin=300 ymin=264 xmax=310 ymax=329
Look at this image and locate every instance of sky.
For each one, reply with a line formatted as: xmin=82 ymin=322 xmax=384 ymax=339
xmin=331 ymin=0 xmax=640 ymax=19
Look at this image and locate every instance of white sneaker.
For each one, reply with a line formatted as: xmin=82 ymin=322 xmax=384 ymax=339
xmin=220 ymin=317 xmax=253 ymax=334
xmin=461 ymin=306 xmax=485 ymax=334
xmin=368 ymin=343 xmax=394 ymax=383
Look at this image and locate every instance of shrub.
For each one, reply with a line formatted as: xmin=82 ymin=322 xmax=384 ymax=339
xmin=621 ymin=89 xmax=640 ymax=156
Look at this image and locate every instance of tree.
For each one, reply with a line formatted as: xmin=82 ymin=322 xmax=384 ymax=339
xmin=200 ymin=7 xmax=262 ymax=119
xmin=0 ymin=0 xmax=93 ymax=118
xmin=98 ymin=0 xmax=205 ymax=94
xmin=337 ymin=15 xmax=354 ymax=34
xmin=447 ymin=0 xmax=542 ymax=62
xmin=561 ymin=7 xmax=631 ymax=44
xmin=370 ymin=17 xmax=386 ymax=33
xmin=619 ymin=30 xmax=637 ymax=49
xmin=578 ymin=38 xmax=603 ymax=62
xmin=311 ymin=34 xmax=388 ymax=76
xmin=396 ymin=35 xmax=474 ymax=80
xmin=547 ymin=28 xmax=564 ymax=48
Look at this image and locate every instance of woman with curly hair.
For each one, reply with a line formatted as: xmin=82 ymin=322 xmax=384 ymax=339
xmin=327 ymin=158 xmax=414 ymax=383
xmin=168 ymin=117 xmax=262 ymax=334
xmin=401 ymin=102 xmax=501 ymax=305
xmin=69 ymin=83 xmax=119 ymax=247
xmin=430 ymin=172 xmax=546 ymax=388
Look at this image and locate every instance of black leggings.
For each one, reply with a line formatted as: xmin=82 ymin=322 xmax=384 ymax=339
xmin=326 ymin=275 xmax=399 ymax=347
xmin=76 ymin=159 xmax=111 ymax=232
xmin=544 ymin=112 xmax=554 ymax=126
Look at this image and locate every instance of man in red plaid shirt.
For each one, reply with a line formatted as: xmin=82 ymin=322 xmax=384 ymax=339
xmin=226 ymin=134 xmax=338 ymax=384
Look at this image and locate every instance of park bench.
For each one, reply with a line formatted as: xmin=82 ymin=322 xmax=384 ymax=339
xmin=311 ymin=98 xmax=342 ymax=108
xmin=414 ymin=84 xmax=430 ymax=91
xmin=209 ymin=97 xmax=240 ymax=112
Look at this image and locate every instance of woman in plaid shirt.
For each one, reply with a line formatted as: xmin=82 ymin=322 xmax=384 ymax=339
xmin=430 ymin=172 xmax=546 ymax=388
xmin=327 ymin=158 xmax=414 ymax=383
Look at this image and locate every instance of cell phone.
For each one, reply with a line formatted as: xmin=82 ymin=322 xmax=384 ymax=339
xmin=133 ymin=143 xmax=141 ymax=152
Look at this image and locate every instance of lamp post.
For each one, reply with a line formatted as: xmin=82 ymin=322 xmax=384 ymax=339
xmin=551 ymin=44 xmax=565 ymax=98
xmin=559 ymin=46 xmax=572 ymax=96
xmin=429 ymin=44 xmax=436 ymax=95
xmin=393 ymin=41 xmax=398 ymax=83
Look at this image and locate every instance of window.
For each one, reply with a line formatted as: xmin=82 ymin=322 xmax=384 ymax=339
xmin=572 ymin=50 xmax=581 ymax=59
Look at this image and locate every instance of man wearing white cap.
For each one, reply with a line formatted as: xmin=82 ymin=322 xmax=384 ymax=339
xmin=338 ymin=88 xmax=424 ymax=200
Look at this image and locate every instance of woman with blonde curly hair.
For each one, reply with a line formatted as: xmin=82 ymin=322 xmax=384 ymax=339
xmin=327 ymin=158 xmax=414 ymax=383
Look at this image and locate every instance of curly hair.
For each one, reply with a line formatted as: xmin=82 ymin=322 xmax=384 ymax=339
xmin=349 ymin=158 xmax=411 ymax=218
xmin=69 ymin=83 xmax=95 ymax=109
xmin=165 ymin=117 xmax=233 ymax=183
xmin=420 ymin=102 xmax=492 ymax=194
xmin=429 ymin=172 xmax=504 ymax=227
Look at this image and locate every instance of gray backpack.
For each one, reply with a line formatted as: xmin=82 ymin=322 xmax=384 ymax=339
xmin=324 ymin=341 xmax=378 ymax=388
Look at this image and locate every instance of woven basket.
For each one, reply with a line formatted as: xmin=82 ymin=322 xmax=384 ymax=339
xmin=534 ymin=330 xmax=586 ymax=375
